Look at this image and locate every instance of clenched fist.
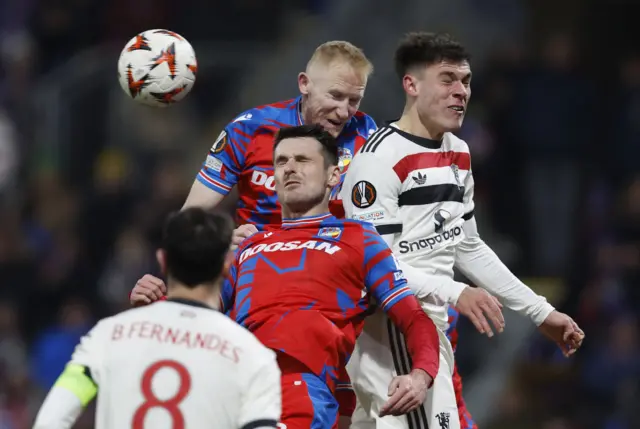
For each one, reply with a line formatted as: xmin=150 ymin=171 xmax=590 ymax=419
xmin=538 ymin=311 xmax=585 ymax=357
xmin=130 ymin=274 xmax=166 ymax=306
xmin=231 ymin=224 xmax=259 ymax=251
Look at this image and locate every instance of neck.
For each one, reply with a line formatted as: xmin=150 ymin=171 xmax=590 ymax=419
xmin=166 ymin=280 xmax=220 ymax=310
xmin=397 ymin=101 xmax=445 ymax=141
xmin=299 ymin=96 xmax=312 ymax=124
xmin=282 ymin=201 xmax=330 ymax=220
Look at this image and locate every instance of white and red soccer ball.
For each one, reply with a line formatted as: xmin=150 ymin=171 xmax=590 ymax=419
xmin=117 ymin=29 xmax=197 ymax=107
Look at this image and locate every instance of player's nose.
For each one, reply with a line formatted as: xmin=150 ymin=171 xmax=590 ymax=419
xmin=283 ymin=159 xmax=296 ymax=174
xmin=335 ymin=104 xmax=349 ymax=121
xmin=452 ymin=81 xmax=469 ymax=99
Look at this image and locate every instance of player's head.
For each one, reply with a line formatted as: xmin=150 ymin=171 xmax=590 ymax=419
xmin=395 ymin=32 xmax=471 ymax=135
xmin=298 ymin=41 xmax=373 ymax=137
xmin=157 ymin=208 xmax=233 ymax=290
xmin=273 ymin=124 xmax=340 ymax=215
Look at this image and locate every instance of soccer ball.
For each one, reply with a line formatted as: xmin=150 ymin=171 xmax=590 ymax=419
xmin=117 ymin=29 xmax=197 ymax=107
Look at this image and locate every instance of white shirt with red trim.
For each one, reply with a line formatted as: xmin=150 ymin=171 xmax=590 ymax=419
xmin=341 ymin=123 xmax=554 ymax=328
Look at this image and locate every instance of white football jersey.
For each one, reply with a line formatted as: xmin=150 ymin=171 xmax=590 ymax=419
xmin=70 ymin=299 xmax=281 ymax=429
xmin=341 ymin=123 xmax=475 ymax=326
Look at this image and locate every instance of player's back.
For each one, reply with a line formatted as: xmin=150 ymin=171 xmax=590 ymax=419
xmin=197 ymin=98 xmax=377 ymax=226
xmin=84 ymin=300 xmax=280 ymax=429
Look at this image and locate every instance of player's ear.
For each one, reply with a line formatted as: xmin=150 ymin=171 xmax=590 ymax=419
xmin=298 ymin=72 xmax=310 ymax=95
xmin=222 ymin=250 xmax=234 ymax=277
xmin=327 ymin=165 xmax=341 ymax=188
xmin=402 ymin=74 xmax=419 ymax=97
xmin=156 ymin=249 xmax=167 ymax=277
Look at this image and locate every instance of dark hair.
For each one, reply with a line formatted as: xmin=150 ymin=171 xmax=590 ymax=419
xmin=273 ymin=124 xmax=339 ymax=167
xmin=161 ymin=208 xmax=233 ymax=287
xmin=394 ymin=32 xmax=471 ymax=80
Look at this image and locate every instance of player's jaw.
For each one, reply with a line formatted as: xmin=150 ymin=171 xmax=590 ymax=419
xmin=442 ymin=97 xmax=467 ymax=129
xmin=318 ymin=116 xmax=347 ymax=137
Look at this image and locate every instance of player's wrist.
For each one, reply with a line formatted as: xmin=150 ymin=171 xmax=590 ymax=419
xmin=410 ymin=368 xmax=433 ymax=388
xmin=446 ymin=282 xmax=468 ymax=306
xmin=532 ymin=303 xmax=556 ymax=326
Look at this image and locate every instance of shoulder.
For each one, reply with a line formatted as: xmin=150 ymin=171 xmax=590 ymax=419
xmin=357 ymin=125 xmax=406 ymax=159
xmin=348 ymin=126 xmax=403 ymax=175
xmin=98 ymin=304 xmax=161 ymax=326
xmin=331 ymin=218 xmax=378 ymax=237
xmin=225 ymin=99 xmax=297 ymax=134
xmin=443 ymin=132 xmax=471 ymax=154
xmin=342 ymin=218 xmax=375 ymax=231
xmin=348 ymin=111 xmax=377 ymax=137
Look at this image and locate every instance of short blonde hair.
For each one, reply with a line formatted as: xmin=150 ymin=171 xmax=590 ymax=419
xmin=307 ymin=41 xmax=374 ymax=77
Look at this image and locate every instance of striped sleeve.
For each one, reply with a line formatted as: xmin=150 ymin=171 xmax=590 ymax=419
xmin=361 ymin=223 xmax=413 ymax=312
xmin=196 ymin=120 xmax=252 ymax=196
xmin=341 ymin=143 xmax=403 ymax=245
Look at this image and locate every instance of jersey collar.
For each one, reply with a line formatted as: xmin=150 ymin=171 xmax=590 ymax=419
xmin=385 ymin=120 xmax=443 ymax=149
xmin=166 ymin=297 xmax=215 ymax=310
xmin=282 ymin=212 xmax=333 ymax=228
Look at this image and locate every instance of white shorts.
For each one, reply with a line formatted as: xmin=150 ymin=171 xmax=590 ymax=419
xmin=347 ymin=311 xmax=459 ymax=429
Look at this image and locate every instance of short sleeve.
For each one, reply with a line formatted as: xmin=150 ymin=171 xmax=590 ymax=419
xmin=196 ymin=120 xmax=252 ymax=196
xmin=340 ymin=153 xmax=403 ymax=241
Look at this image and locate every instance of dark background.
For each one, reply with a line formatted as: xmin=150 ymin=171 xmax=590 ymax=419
xmin=0 ymin=0 xmax=638 ymax=428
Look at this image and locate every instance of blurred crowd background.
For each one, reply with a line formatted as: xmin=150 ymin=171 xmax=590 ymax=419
xmin=0 ymin=0 xmax=638 ymax=428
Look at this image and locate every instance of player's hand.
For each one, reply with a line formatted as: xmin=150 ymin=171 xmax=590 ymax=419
xmin=380 ymin=369 xmax=432 ymax=417
xmin=231 ymin=224 xmax=259 ymax=251
xmin=456 ymin=286 xmax=504 ymax=338
xmin=130 ymin=274 xmax=166 ymax=306
xmin=538 ymin=311 xmax=585 ymax=357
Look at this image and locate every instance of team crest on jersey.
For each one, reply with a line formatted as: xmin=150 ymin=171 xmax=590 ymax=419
xmin=210 ymin=130 xmax=227 ymax=154
xmin=351 ymin=181 xmax=376 ymax=209
xmin=451 ymin=164 xmax=461 ymax=189
xmin=318 ymin=227 xmax=342 ymax=240
xmin=337 ymin=147 xmax=352 ymax=172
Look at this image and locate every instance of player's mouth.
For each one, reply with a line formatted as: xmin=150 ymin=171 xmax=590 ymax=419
xmin=448 ymin=105 xmax=465 ymax=115
xmin=327 ymin=119 xmax=343 ymax=128
xmin=284 ymin=180 xmax=301 ymax=189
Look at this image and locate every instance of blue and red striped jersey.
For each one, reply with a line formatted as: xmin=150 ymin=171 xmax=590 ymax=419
xmin=220 ymin=213 xmax=413 ymax=389
xmin=196 ymin=97 xmax=377 ymax=226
